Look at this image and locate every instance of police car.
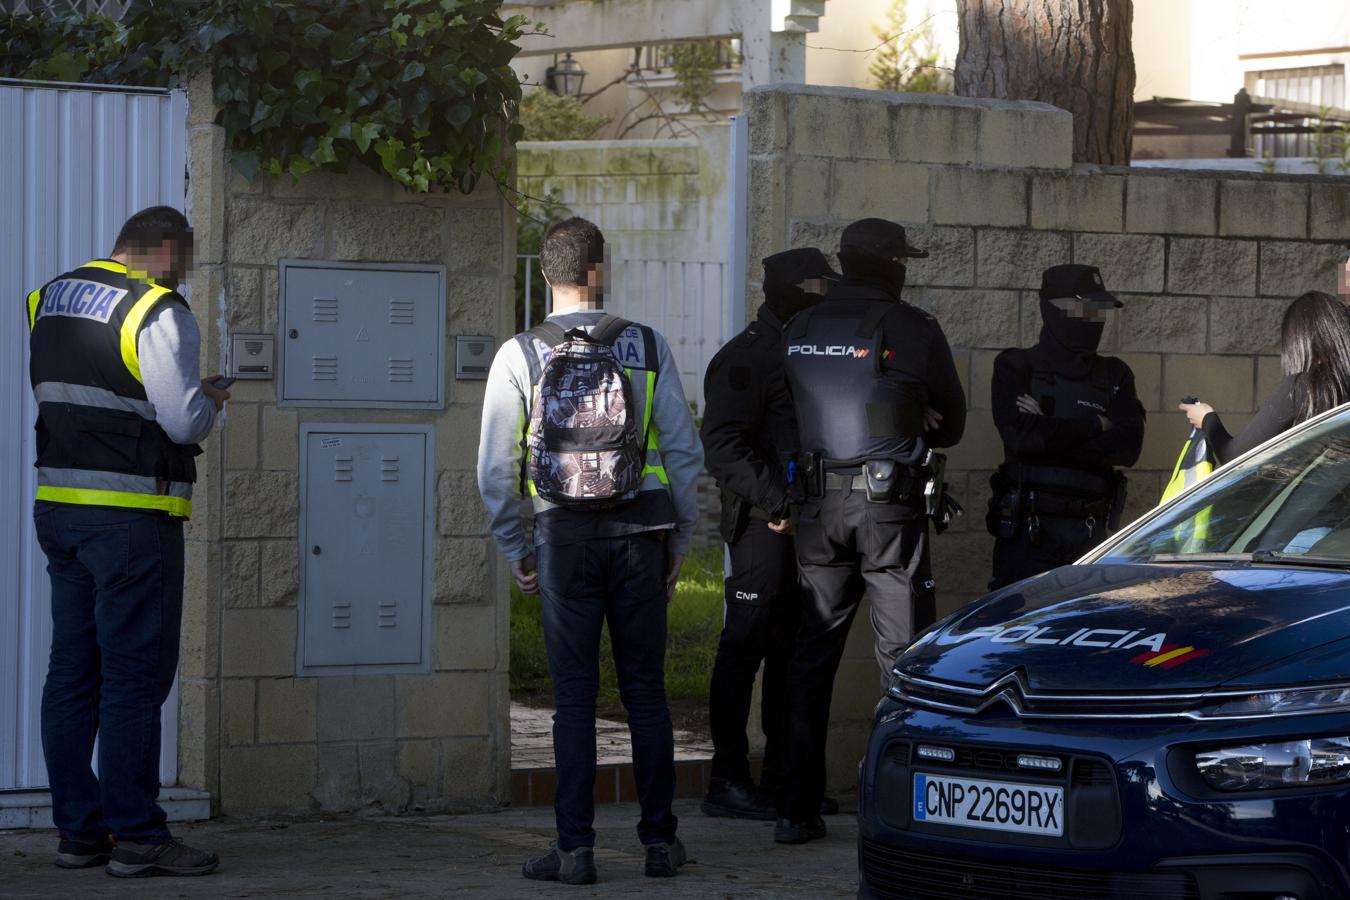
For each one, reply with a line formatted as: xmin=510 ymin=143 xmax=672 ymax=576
xmin=860 ymin=404 xmax=1350 ymax=899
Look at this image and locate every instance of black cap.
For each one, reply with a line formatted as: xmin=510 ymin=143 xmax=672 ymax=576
xmin=762 ymin=247 xmax=841 ymax=285
xmin=1039 ymin=264 xmax=1121 ymax=308
xmin=838 ymin=218 xmax=929 ymax=261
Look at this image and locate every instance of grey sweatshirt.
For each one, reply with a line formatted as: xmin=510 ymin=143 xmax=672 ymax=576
xmin=138 ymin=303 xmax=217 ymax=445
xmin=477 ymin=311 xmax=703 ymax=562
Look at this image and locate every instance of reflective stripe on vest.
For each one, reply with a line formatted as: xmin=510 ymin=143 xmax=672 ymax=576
xmin=33 ymin=381 xmax=157 ymax=417
xmin=120 ymin=285 xmax=173 ymax=384
xmin=36 ymin=467 xmax=192 ymax=518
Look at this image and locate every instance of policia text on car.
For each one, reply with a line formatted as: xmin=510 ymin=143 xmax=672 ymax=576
xmin=775 ymin=218 xmax=967 ymax=844
xmin=25 ymin=207 xmax=225 ymax=877
xmin=987 ymin=264 xmax=1146 ymax=589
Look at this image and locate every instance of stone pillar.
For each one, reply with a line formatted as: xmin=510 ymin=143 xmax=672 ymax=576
xmin=182 ymin=72 xmax=514 ymax=817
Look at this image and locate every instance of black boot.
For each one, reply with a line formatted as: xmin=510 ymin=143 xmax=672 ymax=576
xmin=819 ymin=796 xmax=841 ymax=816
xmin=702 ymin=778 xmax=776 ymax=821
xmin=773 ymin=816 xmax=827 ymax=844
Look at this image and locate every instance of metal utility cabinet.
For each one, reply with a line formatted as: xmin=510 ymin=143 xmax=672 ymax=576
xmin=280 ymin=260 xmax=446 ymax=409
xmin=297 ymin=424 xmax=435 ymax=675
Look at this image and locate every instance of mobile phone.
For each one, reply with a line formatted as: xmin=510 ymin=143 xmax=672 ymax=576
xmin=210 ymin=376 xmax=236 ymax=389
xmin=1181 ymin=395 xmax=1198 ymax=405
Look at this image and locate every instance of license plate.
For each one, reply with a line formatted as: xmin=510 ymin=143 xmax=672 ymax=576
xmin=913 ymin=772 xmax=1064 ymax=837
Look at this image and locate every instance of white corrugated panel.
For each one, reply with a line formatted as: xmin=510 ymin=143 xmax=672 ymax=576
xmin=0 ymin=79 xmax=187 ymax=791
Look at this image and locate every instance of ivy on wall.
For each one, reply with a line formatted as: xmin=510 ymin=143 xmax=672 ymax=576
xmin=0 ymin=0 xmax=532 ymax=192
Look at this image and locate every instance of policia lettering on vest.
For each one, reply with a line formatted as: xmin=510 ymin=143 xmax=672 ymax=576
xmin=987 ymin=264 xmax=1146 ymax=590
xmin=775 ymin=218 xmax=968 ymax=844
xmin=26 ymin=207 xmax=224 ymax=877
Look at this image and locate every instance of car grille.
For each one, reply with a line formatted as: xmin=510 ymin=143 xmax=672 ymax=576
xmin=892 ymin=670 xmax=1208 ymax=720
xmin=861 ymin=841 xmax=1200 ymax=899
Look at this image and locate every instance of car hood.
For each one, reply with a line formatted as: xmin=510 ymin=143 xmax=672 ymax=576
xmin=900 ymin=563 xmax=1350 ymax=692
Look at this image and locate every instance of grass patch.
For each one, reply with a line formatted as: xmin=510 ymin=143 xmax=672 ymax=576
xmin=509 ymin=547 xmax=724 ymax=708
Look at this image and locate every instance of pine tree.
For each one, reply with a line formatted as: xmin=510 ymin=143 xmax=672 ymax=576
xmin=869 ymin=0 xmax=950 ymax=94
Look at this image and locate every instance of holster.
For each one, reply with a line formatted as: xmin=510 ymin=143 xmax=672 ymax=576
xmin=864 ymin=459 xmax=898 ymax=503
xmin=718 ymin=489 xmax=749 ymax=544
xmin=985 ymin=468 xmax=1024 ymax=540
xmin=1108 ymin=471 xmax=1129 ymax=532
xmin=801 ymin=451 xmax=825 ymax=500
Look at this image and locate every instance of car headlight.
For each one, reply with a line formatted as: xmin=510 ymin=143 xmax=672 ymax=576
xmin=1198 ymin=684 xmax=1350 ymax=718
xmin=1195 ymin=737 xmax=1350 ymax=791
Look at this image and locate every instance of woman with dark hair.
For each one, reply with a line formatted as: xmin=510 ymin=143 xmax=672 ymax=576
xmin=1180 ymin=291 xmax=1350 ymax=465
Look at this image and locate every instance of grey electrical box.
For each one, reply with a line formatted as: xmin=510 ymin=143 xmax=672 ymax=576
xmin=455 ymin=335 xmax=495 ymax=380
xmin=229 ymin=332 xmax=274 ymax=380
xmin=297 ymin=424 xmax=435 ymax=675
xmin=280 ymin=260 xmax=446 ymax=409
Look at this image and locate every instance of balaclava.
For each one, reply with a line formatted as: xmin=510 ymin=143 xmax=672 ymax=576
xmin=762 ymin=247 xmax=839 ymax=320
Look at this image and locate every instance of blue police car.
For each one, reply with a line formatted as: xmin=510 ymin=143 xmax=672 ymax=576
xmin=860 ymin=405 xmax=1350 ymax=899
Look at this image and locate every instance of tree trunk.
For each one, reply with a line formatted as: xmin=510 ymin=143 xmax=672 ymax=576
xmin=954 ymin=0 xmax=1135 ymax=165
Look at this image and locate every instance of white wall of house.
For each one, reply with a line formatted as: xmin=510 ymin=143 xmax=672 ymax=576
xmin=1134 ymin=0 xmax=1350 ymax=104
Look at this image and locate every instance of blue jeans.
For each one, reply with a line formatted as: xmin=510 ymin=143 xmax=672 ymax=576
xmin=34 ymin=502 xmax=184 ymax=844
xmin=537 ymin=532 xmax=678 ymax=851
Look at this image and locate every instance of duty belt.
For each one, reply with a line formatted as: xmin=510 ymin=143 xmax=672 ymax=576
xmin=1028 ymin=490 xmax=1111 ymax=519
xmin=823 ymin=471 xmax=919 ymax=499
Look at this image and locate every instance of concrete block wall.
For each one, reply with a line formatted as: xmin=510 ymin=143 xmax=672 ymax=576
xmin=182 ymin=75 xmax=514 ymax=817
xmin=744 ymin=82 xmax=1349 ymax=790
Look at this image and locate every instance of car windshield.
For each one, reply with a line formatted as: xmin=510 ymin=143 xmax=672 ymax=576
xmin=1098 ymin=411 xmax=1350 ymax=566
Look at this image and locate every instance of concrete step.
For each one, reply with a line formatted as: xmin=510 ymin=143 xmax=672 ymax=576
xmin=0 ymin=786 xmax=211 ymax=830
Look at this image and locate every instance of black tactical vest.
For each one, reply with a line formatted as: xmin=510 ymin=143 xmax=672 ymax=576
xmin=1004 ymin=352 xmax=1121 ymax=497
xmin=783 ymin=298 xmax=921 ymax=467
xmin=28 ymin=260 xmax=200 ymax=517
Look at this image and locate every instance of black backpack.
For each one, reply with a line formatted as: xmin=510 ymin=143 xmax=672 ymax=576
xmin=523 ymin=315 xmax=649 ymax=508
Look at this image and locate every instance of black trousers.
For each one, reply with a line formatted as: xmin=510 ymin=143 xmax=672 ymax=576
xmin=778 ymin=487 xmax=933 ymax=820
xmin=990 ymin=513 xmax=1107 ymax=590
xmin=708 ymin=519 xmax=799 ymax=787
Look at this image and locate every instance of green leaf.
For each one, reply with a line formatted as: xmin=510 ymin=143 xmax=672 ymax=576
xmin=446 ymin=103 xmax=472 ymax=130
xmin=353 ymin=122 xmax=382 ymax=154
xmin=249 ymin=100 xmax=274 ymax=128
xmin=6 ymin=1 xmax=520 ymax=193
xmin=294 ymin=68 xmax=323 ymax=94
xmin=231 ymin=150 xmax=262 ymax=180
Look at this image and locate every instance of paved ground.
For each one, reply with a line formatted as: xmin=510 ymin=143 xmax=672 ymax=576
xmin=0 ymin=800 xmax=859 ymax=899
xmin=511 ymin=703 xmax=716 ymax=769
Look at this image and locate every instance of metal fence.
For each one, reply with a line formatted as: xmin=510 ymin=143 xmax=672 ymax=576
xmin=515 ymin=256 xmax=731 ymax=413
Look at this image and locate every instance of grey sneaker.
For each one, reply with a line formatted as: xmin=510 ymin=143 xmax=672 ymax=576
xmin=55 ymin=836 xmax=112 ymax=869
xmin=522 ymin=843 xmax=597 ymax=885
xmin=107 ymin=838 xmax=219 ymax=878
xmin=644 ymin=836 xmax=687 ymax=877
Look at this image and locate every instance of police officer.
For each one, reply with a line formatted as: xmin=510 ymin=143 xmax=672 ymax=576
xmin=27 ymin=207 xmax=224 ymax=877
xmin=775 ymin=218 xmax=967 ymax=843
xmin=700 ymin=248 xmax=836 ymax=821
xmin=987 ymin=264 xmax=1145 ymax=589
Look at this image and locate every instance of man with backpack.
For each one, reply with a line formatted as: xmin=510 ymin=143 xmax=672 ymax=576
xmin=477 ymin=217 xmax=703 ymax=885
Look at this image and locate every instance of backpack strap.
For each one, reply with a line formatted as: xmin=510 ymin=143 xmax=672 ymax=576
xmin=589 ymin=314 xmax=633 ymax=347
xmin=517 ymin=320 xmax=568 ymax=386
xmin=528 ymin=320 xmax=568 ymax=348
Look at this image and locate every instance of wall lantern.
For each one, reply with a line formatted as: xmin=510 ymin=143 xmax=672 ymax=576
xmin=546 ymin=52 xmax=587 ymax=97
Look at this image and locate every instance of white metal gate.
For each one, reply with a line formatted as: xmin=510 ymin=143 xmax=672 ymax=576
xmin=0 ymin=79 xmax=187 ymax=792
